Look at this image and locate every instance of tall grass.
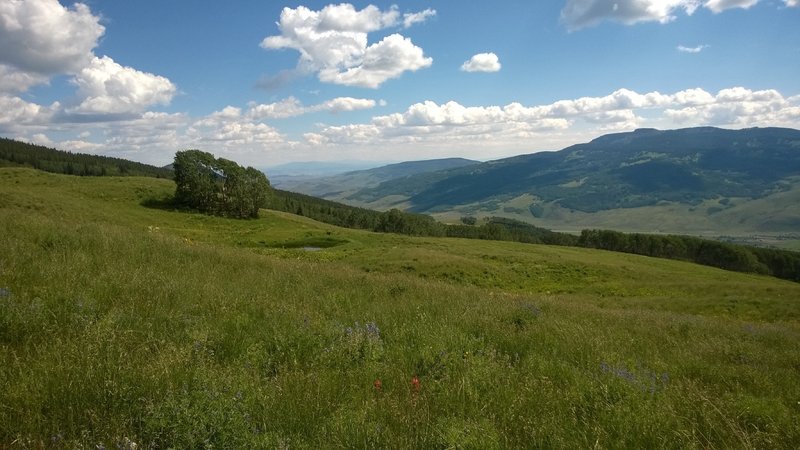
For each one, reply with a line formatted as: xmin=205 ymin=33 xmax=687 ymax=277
xmin=2 ymin=168 xmax=800 ymax=448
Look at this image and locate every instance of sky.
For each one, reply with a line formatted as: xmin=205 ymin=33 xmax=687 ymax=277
xmin=1 ymin=0 xmax=799 ymax=169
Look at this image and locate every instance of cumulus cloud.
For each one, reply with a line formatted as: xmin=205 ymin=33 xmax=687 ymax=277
xmin=461 ymin=53 xmax=502 ymax=73
xmin=0 ymin=0 xmax=103 ymax=75
xmin=0 ymin=0 xmax=178 ymax=125
xmin=0 ymin=95 xmax=58 ymax=129
xmin=561 ymin=0 xmax=789 ymax=30
xmin=677 ymin=44 xmax=709 ymax=53
xmin=304 ymin=87 xmax=800 ymax=154
xmin=260 ymin=3 xmax=432 ymax=88
xmin=317 ymin=34 xmax=432 ymax=88
xmin=664 ymin=87 xmax=795 ymax=126
xmin=247 ymin=97 xmax=376 ymax=119
xmin=67 ymin=56 xmax=177 ymax=116
xmin=0 ymin=65 xmax=49 ymax=93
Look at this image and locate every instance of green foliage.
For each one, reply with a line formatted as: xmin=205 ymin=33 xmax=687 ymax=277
xmin=460 ymin=216 xmax=478 ymax=225
xmin=375 ymin=208 xmax=445 ymax=236
xmin=0 ymin=137 xmax=172 ymax=178
xmin=173 ymin=150 xmax=270 ymax=218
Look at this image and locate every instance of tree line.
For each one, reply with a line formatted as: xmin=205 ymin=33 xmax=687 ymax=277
xmin=0 ymin=138 xmax=172 ymax=178
xmin=577 ymin=229 xmax=800 ymax=282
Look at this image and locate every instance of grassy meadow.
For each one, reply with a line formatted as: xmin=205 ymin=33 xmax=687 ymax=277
xmin=2 ymin=167 xmax=800 ymax=448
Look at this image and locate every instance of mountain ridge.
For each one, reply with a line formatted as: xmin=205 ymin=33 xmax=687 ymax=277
xmin=272 ymin=157 xmax=479 ymax=201
xmin=335 ymin=126 xmax=799 ymax=210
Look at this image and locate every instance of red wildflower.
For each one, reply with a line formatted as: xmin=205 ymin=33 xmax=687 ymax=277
xmin=373 ymin=379 xmax=382 ymax=391
xmin=411 ymin=375 xmax=420 ymax=393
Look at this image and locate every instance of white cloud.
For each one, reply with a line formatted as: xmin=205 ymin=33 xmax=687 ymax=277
xmin=67 ymin=56 xmax=177 ymax=115
xmin=0 ymin=64 xmax=49 ymax=93
xmin=0 ymin=0 xmax=178 ymax=123
xmin=260 ymin=4 xmax=432 ymax=88
xmin=403 ymin=8 xmax=436 ymax=28
xmin=187 ymin=106 xmax=285 ymax=151
xmin=320 ymin=97 xmax=377 ymax=112
xmin=561 ymin=0 xmax=700 ymax=29
xmin=317 ymin=34 xmax=432 ymax=88
xmin=786 ymin=0 xmax=799 ymax=6
xmin=0 ymin=0 xmax=103 ymax=75
xmin=8 ymin=86 xmax=800 ymax=167
xmin=461 ymin=53 xmax=502 ymax=73
xmin=0 ymin=95 xmax=58 ymax=129
xmin=247 ymin=97 xmax=376 ymax=120
xmin=704 ymin=0 xmax=758 ymax=13
xmin=561 ymin=0 xmax=784 ymax=30
xmin=247 ymin=98 xmax=305 ymax=120
xmin=303 ymin=86 xmax=800 ymax=160
xmin=677 ymin=44 xmax=709 ymax=53
xmin=665 ymin=87 xmax=793 ymax=126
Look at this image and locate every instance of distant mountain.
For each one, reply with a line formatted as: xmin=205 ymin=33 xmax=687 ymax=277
xmin=264 ymin=161 xmax=392 ymax=177
xmin=322 ymin=127 xmax=800 ymax=237
xmin=273 ymin=157 xmax=479 ymax=203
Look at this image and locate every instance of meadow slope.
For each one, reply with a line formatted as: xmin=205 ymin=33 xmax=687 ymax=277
xmin=1 ymin=168 xmax=799 ymax=448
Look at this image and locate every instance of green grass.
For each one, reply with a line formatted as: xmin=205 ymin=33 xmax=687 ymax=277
xmin=2 ymin=168 xmax=800 ymax=448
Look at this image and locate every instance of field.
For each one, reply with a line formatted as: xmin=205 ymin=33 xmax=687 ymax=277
xmin=2 ymin=167 xmax=800 ymax=448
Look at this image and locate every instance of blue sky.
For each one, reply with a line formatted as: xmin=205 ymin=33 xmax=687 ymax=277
xmin=1 ymin=0 xmax=799 ymax=167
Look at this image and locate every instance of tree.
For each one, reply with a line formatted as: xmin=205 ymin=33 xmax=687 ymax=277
xmin=172 ymin=150 xmax=270 ymax=218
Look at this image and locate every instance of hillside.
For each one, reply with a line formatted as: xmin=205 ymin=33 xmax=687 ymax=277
xmin=2 ymin=167 xmax=800 ymax=447
xmin=272 ymin=157 xmax=478 ymax=204
xmin=294 ymin=127 xmax=800 ymax=245
xmin=0 ymin=138 xmax=173 ymax=178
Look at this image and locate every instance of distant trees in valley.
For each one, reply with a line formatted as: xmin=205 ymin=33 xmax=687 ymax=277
xmin=173 ymin=150 xmax=270 ymax=219
xmin=578 ymin=229 xmax=800 ymax=282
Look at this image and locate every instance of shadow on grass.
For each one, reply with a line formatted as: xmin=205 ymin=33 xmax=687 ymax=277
xmin=261 ymin=236 xmax=349 ymax=249
xmin=140 ymin=195 xmax=191 ymax=212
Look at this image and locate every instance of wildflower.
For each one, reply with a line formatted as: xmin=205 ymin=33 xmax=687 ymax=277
xmin=365 ymin=322 xmax=380 ymax=338
xmin=411 ymin=375 xmax=420 ymax=393
xmin=373 ymin=379 xmax=382 ymax=391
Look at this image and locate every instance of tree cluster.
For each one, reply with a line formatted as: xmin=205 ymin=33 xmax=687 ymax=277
xmin=173 ymin=150 xmax=270 ymax=219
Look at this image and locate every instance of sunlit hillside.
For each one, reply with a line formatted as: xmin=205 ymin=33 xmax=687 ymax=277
xmin=2 ymin=167 xmax=799 ymax=448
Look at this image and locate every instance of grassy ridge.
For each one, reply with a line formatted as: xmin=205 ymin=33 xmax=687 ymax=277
xmin=2 ymin=168 xmax=800 ymax=448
